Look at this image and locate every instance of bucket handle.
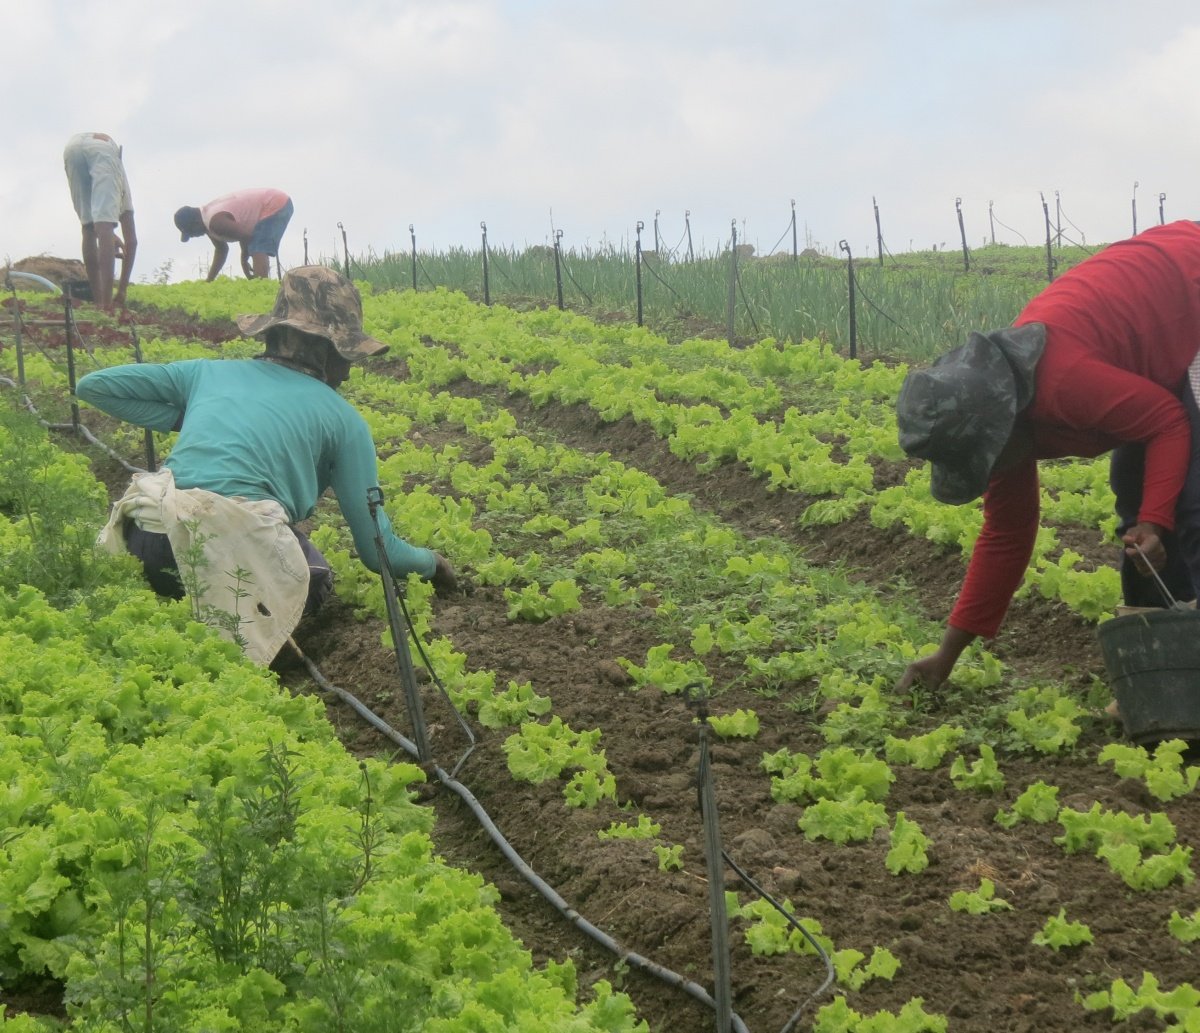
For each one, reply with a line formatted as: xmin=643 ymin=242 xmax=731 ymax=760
xmin=1133 ymin=542 xmax=1190 ymax=610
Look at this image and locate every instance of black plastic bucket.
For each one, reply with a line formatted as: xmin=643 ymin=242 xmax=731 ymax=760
xmin=1097 ymin=608 xmax=1200 ymax=745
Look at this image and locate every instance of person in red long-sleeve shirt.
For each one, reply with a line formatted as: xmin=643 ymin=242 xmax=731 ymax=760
xmin=895 ymin=219 xmax=1200 ymax=692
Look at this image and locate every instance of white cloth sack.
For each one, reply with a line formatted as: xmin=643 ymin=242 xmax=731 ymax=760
xmin=98 ymin=469 xmax=309 ymax=665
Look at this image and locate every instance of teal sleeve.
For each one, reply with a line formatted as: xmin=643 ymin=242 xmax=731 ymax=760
xmin=332 ymin=417 xmax=436 ymax=579
xmin=75 ymin=363 xmax=190 ymax=433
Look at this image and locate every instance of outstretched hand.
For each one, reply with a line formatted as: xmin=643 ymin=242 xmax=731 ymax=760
xmin=894 ymin=626 xmax=976 ymax=696
xmin=895 ymin=652 xmax=956 ymax=694
xmin=431 ymin=553 xmax=458 ymax=596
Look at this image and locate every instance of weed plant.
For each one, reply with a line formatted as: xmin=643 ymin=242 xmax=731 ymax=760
xmin=0 ymin=392 xmax=127 ymax=603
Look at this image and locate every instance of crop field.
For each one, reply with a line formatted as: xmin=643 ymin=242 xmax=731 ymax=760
xmin=346 ymin=239 xmax=1098 ymax=360
xmin=2 ymin=277 xmax=1199 ymax=1033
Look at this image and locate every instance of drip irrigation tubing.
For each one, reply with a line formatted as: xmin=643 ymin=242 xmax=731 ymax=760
xmin=848 ymin=268 xmax=915 ymax=342
xmin=733 ymin=265 xmax=761 ymax=337
xmin=1052 ymin=204 xmax=1096 ymax=254
xmin=878 ymin=239 xmax=901 ymax=267
xmin=667 ymin=225 xmax=690 ymax=261
xmin=989 ymin=210 xmax=1028 ymax=246
xmin=558 ymin=254 xmax=594 ymax=306
xmin=415 ymin=256 xmax=440 ymax=289
xmin=639 ymin=251 xmax=682 ymax=299
xmin=765 ymin=219 xmax=793 ymax=259
xmin=487 ymin=250 xmax=526 ymax=293
xmin=722 ymin=849 xmax=834 ymax=1033
xmin=285 ymin=637 xmax=754 ymax=1033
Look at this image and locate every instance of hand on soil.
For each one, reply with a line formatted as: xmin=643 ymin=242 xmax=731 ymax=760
xmin=895 ymin=652 xmax=954 ymax=693
xmin=431 ymin=553 xmax=458 ymax=597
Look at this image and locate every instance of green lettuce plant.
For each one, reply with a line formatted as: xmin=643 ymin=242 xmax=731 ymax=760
xmin=1098 ymin=739 xmax=1200 ymax=802
xmin=1031 ymin=909 xmax=1093 ymax=950
xmin=948 ymin=878 xmax=1012 ymax=915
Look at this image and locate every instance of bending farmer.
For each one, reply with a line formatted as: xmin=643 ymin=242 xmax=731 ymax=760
xmin=895 ymin=219 xmax=1200 ymax=692
xmin=76 ymin=265 xmax=456 ymax=664
xmin=62 ymin=132 xmax=137 ymax=311
xmin=175 ymin=187 xmax=293 ymax=281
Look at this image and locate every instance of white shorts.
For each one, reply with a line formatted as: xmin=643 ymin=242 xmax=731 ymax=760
xmin=63 ymin=133 xmax=133 ymax=226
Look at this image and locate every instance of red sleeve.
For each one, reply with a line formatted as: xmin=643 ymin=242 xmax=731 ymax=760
xmin=949 ymin=458 xmax=1040 ymax=639
xmin=1031 ymin=357 xmax=1189 ymax=530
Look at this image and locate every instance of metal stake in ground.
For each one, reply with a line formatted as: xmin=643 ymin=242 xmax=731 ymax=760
xmin=409 ymin=224 xmax=418 ymax=291
xmin=955 ymin=196 xmax=970 ymax=272
xmin=5 ymin=274 xmax=26 ymax=387
xmin=1041 ymin=193 xmax=1055 ymax=283
xmin=129 ymin=323 xmax=157 ymax=472
xmin=481 ymin=221 xmax=491 ymax=306
xmin=367 ymin=486 xmax=432 ymax=763
xmin=726 ymin=220 xmax=737 ymax=347
xmin=839 ymin=239 xmax=857 ymax=360
xmin=63 ymin=291 xmax=81 ymax=434
xmin=553 ymin=230 xmax=565 ymax=310
xmin=686 ymin=684 xmax=733 ymax=1033
xmin=635 ymin=220 xmax=645 ymax=327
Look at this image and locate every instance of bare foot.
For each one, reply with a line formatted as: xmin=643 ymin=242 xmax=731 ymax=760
xmin=1104 ymin=699 xmax=1122 ymax=722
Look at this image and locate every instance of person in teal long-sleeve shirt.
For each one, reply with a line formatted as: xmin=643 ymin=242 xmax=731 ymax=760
xmin=77 ymin=266 xmax=455 ymax=658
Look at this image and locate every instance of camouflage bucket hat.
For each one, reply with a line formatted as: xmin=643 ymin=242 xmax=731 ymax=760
xmin=236 ymin=266 xmax=388 ymax=361
xmin=896 ymin=323 xmax=1045 ymax=505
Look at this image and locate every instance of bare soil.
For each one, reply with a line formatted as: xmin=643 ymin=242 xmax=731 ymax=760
xmin=6 ymin=299 xmax=1199 ymax=1033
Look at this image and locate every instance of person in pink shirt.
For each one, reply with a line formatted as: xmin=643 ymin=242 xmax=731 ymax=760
xmin=174 ymin=188 xmax=293 ymax=281
xmin=894 ymin=220 xmax=1200 ymax=693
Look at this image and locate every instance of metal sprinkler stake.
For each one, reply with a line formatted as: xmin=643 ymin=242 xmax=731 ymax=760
xmin=367 ymin=486 xmax=432 ymax=763
xmin=687 ymin=683 xmax=733 ymax=1033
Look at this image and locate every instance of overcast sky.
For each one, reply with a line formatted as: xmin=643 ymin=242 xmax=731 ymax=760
xmin=4 ymin=0 xmax=1199 ymax=283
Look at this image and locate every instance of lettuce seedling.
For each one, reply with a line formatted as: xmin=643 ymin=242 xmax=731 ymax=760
xmin=994 ymin=781 xmax=1061 ymax=829
xmin=886 ymin=812 xmax=932 ymax=875
xmin=950 ymin=744 xmax=1006 ymax=793
xmin=948 ymin=878 xmax=1012 ymax=915
xmin=1032 ymin=909 xmax=1094 ymax=950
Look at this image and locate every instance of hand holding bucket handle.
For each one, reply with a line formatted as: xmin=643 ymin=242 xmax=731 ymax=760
xmin=1122 ymin=521 xmax=1166 ymax=574
xmin=1131 ymin=541 xmax=1190 ymax=610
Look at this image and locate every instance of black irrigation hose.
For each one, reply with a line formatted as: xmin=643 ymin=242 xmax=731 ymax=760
xmin=848 ymin=268 xmax=915 ymax=342
xmin=558 ymin=255 xmax=595 ymax=306
xmin=733 ymin=264 xmax=761 ymax=337
xmin=721 ymin=849 xmax=835 ymax=1033
xmin=666 ymin=225 xmax=690 ymax=262
xmin=487 ymin=249 xmax=526 ymax=293
xmin=285 ymin=639 xmax=752 ymax=1033
xmin=1053 ymin=203 xmax=1096 ymax=253
xmin=639 ymin=252 xmax=683 ymax=300
xmin=878 ymin=238 xmax=902 ymax=267
xmin=765 ymin=220 xmax=793 ymax=259
xmin=989 ymin=210 xmax=1028 ymax=246
xmin=414 ymin=256 xmax=441 ymax=290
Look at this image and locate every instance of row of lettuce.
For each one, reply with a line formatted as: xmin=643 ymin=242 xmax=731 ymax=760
xmin=0 ymin=368 xmax=644 ymax=1029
